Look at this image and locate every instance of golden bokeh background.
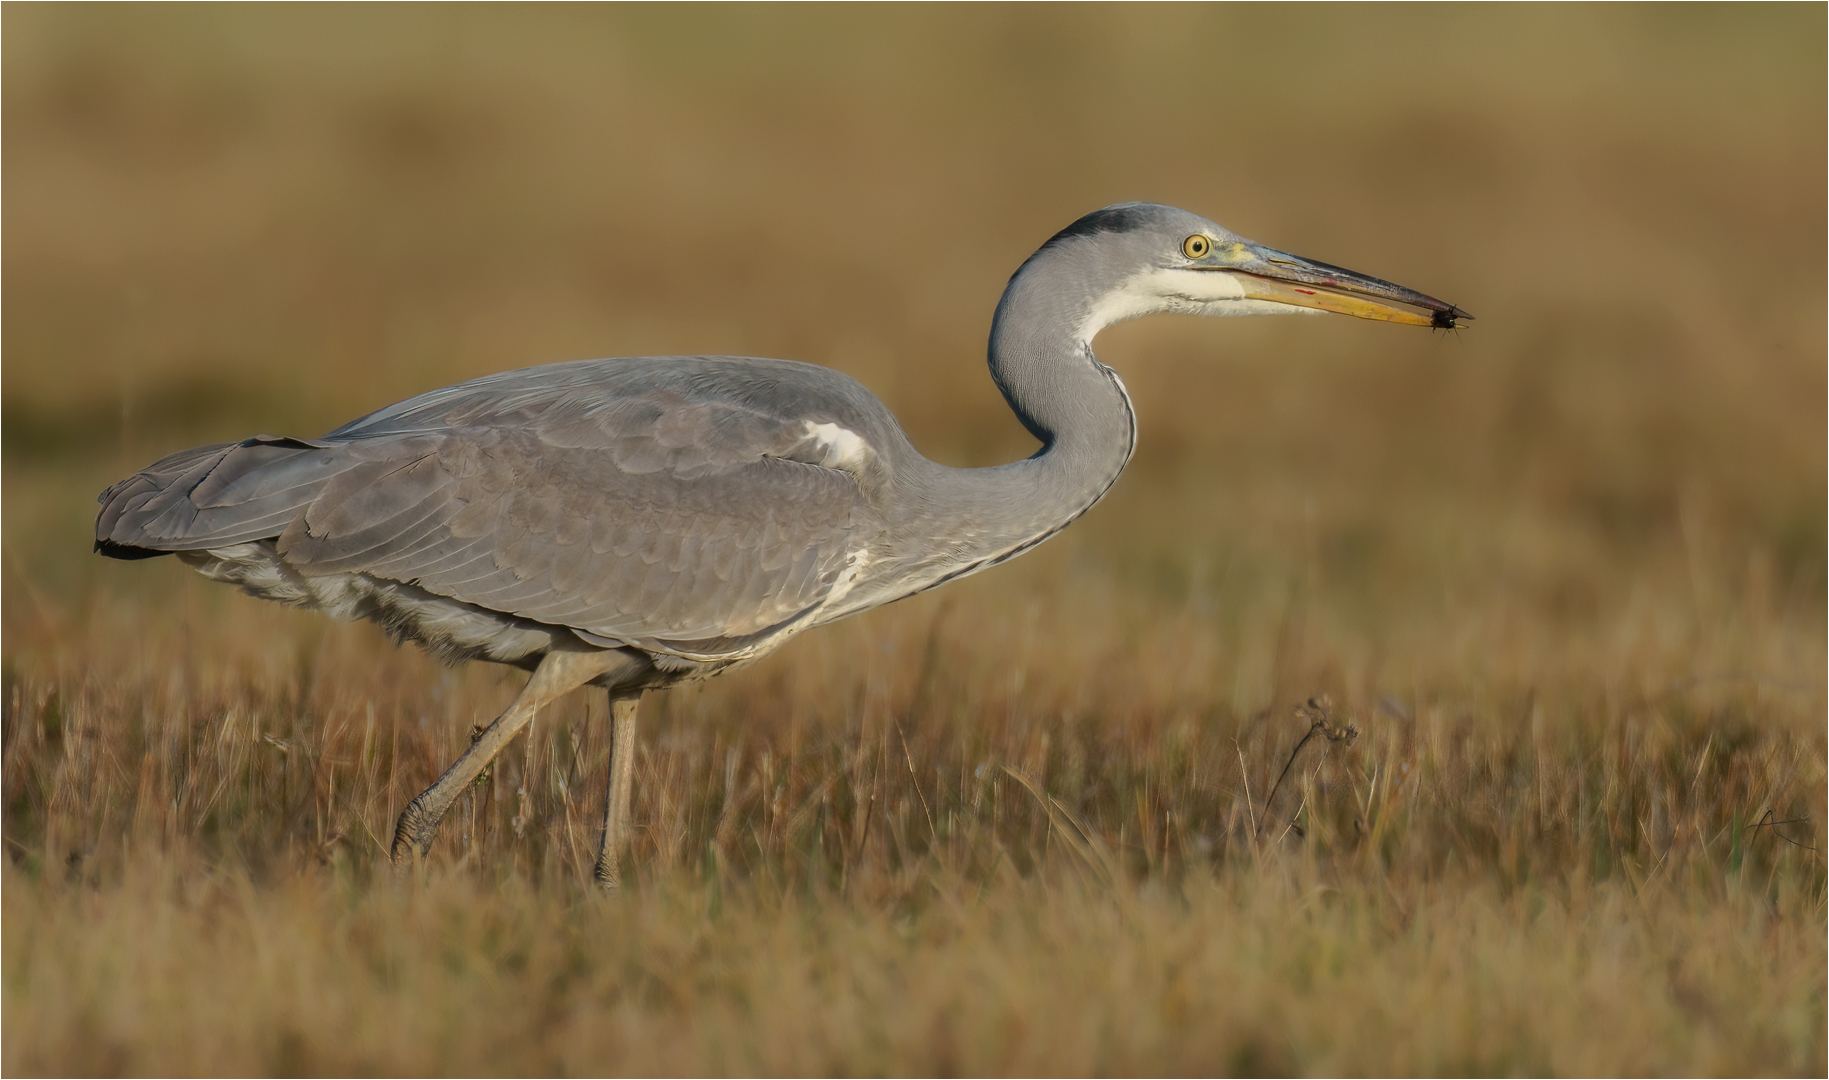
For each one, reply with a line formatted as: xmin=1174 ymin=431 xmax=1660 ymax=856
xmin=7 ymin=6 xmax=1822 ymax=629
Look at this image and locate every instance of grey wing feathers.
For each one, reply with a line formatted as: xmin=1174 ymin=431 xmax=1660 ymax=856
xmin=96 ymin=436 xmax=351 ymax=551
xmin=96 ymin=358 xmax=889 ymax=658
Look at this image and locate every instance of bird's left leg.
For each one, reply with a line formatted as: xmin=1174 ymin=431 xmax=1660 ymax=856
xmin=391 ymin=646 xmax=631 ymax=870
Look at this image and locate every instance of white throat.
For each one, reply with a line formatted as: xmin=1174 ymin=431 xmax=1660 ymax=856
xmin=1074 ymin=267 xmax=1322 ymax=345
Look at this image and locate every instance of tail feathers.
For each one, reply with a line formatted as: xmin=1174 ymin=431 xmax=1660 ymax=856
xmin=95 ymin=435 xmax=341 ymax=556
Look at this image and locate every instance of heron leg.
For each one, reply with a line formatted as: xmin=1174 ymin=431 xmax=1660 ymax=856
xmin=390 ymin=647 xmax=627 ymax=870
xmin=592 ymin=694 xmax=641 ymax=893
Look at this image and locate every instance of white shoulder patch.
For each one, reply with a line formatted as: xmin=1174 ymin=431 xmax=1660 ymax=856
xmin=800 ymin=421 xmax=874 ymax=474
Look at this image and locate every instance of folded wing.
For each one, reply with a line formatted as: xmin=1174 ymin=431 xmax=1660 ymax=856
xmin=96 ymin=358 xmax=889 ymax=658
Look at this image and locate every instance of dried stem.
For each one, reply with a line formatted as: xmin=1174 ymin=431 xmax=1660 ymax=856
xmin=1256 ymin=696 xmax=1359 ymax=837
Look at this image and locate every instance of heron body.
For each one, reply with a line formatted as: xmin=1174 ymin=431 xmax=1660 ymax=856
xmin=96 ymin=203 xmax=1468 ymax=888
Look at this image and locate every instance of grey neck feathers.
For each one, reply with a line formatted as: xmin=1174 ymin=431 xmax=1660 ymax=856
xmin=884 ymin=248 xmax=1138 ymax=593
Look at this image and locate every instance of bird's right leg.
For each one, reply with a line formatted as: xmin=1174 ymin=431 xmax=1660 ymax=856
xmin=390 ymin=646 xmax=627 ymax=870
xmin=592 ymin=693 xmax=641 ymax=893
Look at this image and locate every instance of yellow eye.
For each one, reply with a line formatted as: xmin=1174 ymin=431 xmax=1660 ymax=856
xmin=1182 ymin=234 xmax=1211 ymax=259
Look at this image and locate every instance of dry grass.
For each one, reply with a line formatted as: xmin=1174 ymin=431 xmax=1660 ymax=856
xmin=4 ymin=6 xmax=1825 ymax=1076
xmin=6 ymin=587 xmax=1823 ymax=1075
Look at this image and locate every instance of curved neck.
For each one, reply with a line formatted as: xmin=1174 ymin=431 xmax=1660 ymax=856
xmin=987 ymin=258 xmax=1135 ymax=462
xmin=866 ymin=259 xmax=1138 ymax=601
xmin=979 ymin=264 xmax=1138 ymax=541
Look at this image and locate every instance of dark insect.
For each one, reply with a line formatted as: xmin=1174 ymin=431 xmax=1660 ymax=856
xmin=1432 ymin=305 xmax=1471 ymax=330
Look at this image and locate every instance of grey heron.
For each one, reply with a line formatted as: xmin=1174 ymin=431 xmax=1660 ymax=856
xmin=95 ymin=203 xmax=1468 ymax=889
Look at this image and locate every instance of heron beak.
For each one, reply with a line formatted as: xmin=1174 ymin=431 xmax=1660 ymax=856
xmin=1204 ymin=240 xmax=1471 ymax=329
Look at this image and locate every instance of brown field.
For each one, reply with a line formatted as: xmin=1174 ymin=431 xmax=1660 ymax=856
xmin=4 ymin=6 xmax=1824 ymax=1075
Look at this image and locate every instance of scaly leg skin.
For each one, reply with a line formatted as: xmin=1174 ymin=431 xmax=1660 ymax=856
xmin=593 ymin=695 xmax=641 ymax=893
xmin=390 ymin=647 xmax=628 ymax=873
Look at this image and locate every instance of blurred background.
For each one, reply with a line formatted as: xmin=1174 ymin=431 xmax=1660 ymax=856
xmin=5 ymin=4 xmax=1823 ymax=700
xmin=6 ymin=13 xmax=1822 ymax=1071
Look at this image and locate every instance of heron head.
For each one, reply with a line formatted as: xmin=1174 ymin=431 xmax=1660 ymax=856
xmin=1020 ymin=203 xmax=1471 ymax=344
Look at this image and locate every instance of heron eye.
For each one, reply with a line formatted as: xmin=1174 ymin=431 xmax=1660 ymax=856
xmin=1182 ymin=235 xmax=1211 ymax=259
